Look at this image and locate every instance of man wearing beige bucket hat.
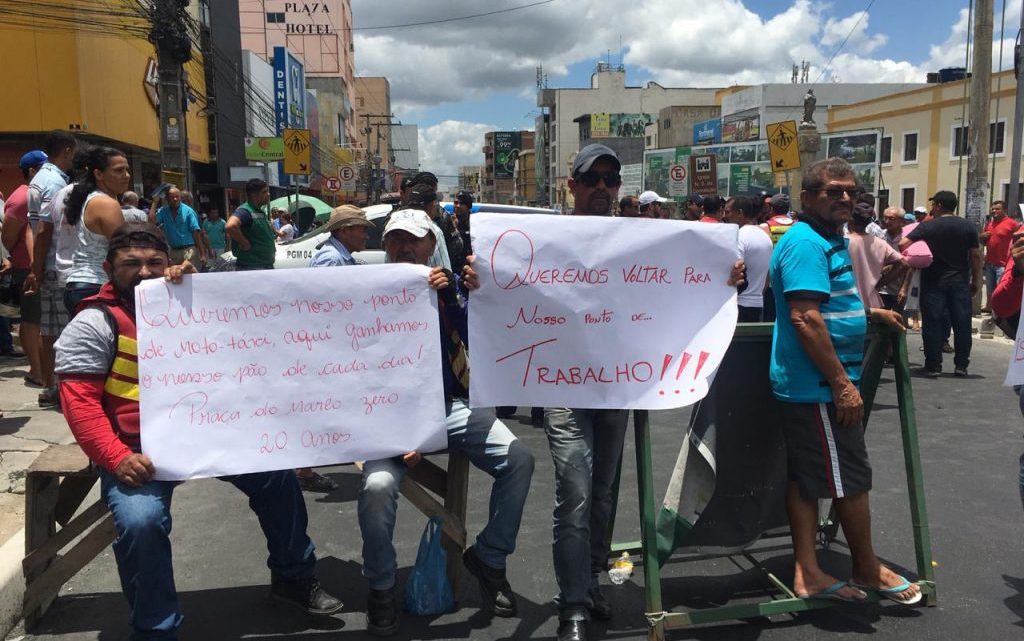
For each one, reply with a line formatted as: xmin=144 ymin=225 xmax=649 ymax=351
xmin=309 ymin=204 xmax=375 ymax=268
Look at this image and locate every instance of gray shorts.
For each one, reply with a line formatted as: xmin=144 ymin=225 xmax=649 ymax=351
xmin=39 ymin=271 xmax=69 ymax=338
xmin=780 ymin=402 xmax=872 ymax=500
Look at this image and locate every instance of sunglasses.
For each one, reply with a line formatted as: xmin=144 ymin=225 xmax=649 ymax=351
xmin=815 ymin=187 xmax=863 ymax=201
xmin=577 ymin=170 xmax=622 ymax=188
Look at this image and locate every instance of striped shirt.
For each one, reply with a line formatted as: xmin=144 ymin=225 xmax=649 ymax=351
xmin=769 ymin=220 xmax=866 ymax=403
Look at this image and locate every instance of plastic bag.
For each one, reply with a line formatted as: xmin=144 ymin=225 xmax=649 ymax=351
xmin=404 ymin=517 xmax=454 ymax=615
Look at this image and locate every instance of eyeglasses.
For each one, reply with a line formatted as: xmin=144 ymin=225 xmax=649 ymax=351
xmin=814 ymin=187 xmax=862 ymax=201
xmin=576 ymin=170 xmax=622 ymax=188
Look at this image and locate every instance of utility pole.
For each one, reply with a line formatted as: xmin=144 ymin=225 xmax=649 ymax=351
xmin=1008 ymin=0 xmax=1024 ymax=213
xmin=149 ymin=0 xmax=193 ymax=190
xmin=965 ymin=0 xmax=994 ymax=228
xmin=359 ymin=113 xmax=400 ymax=204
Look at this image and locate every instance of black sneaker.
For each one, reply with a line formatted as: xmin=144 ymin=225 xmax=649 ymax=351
xmin=0 ymin=347 xmax=25 ymax=358
xmin=954 ymin=366 xmax=968 ymax=377
xmin=297 ymin=470 xmax=338 ymax=493
xmin=586 ymin=584 xmax=612 ymax=621
xmin=913 ymin=366 xmax=940 ymax=379
xmin=463 ymin=546 xmax=517 ymax=617
xmin=271 ymin=576 xmax=344 ymax=616
xmin=367 ymin=587 xmax=399 ymax=636
xmin=38 ymin=387 xmax=60 ymax=408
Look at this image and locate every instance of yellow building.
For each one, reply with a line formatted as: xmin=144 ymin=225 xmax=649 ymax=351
xmin=827 ymin=70 xmax=1018 ymax=213
xmin=0 ymin=1 xmax=210 ymax=198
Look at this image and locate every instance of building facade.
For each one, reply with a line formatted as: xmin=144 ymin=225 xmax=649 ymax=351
xmin=483 ymin=130 xmax=534 ymax=204
xmin=514 ymin=149 xmax=537 ymax=206
xmin=827 ymin=70 xmax=1019 ymax=215
xmin=353 ymin=77 xmax=394 ymax=199
xmin=536 ymin=63 xmax=720 ymax=206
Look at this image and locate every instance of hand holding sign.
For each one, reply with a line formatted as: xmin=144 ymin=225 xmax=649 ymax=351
xmin=468 ymin=214 xmax=739 ymax=410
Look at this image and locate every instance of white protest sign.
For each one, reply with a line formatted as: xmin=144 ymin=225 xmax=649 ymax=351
xmin=1005 ymin=286 xmax=1024 ymax=386
xmin=135 ymin=264 xmax=448 ymax=480
xmin=469 ymin=214 xmax=739 ymax=410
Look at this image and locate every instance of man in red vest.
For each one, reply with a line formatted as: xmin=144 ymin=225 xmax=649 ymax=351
xmin=55 ymin=222 xmax=342 ymax=640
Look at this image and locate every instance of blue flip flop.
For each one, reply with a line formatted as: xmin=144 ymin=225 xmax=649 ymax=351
xmin=797 ymin=581 xmax=867 ymax=602
xmin=851 ymin=577 xmax=923 ymax=605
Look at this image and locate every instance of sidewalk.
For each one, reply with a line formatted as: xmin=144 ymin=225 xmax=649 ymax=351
xmin=0 ymin=352 xmax=75 ymax=638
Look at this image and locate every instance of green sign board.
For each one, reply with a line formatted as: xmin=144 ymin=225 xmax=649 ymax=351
xmin=244 ymin=136 xmax=285 ymax=161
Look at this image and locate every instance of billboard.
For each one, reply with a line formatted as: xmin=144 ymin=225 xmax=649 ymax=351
xmin=590 ymin=113 xmax=654 ymax=138
xmin=244 ymin=137 xmax=284 ymax=161
xmin=722 ymin=116 xmax=760 ymax=143
xmin=273 ymin=47 xmax=306 ymax=136
xmin=493 ymin=131 xmax=522 ymax=178
xmin=693 ymin=118 xmax=722 ymax=145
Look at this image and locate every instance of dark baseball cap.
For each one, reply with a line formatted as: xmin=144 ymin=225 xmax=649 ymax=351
xmin=769 ymin=193 xmax=791 ymax=212
xmin=106 ymin=222 xmax=169 ymax=261
xmin=572 ymin=144 xmax=620 ymax=176
xmin=18 ymin=150 xmax=47 ymax=170
xmin=929 ymin=190 xmax=958 ymax=211
xmin=454 ymin=190 xmax=474 ymax=205
xmin=406 ymin=182 xmax=438 ymax=207
xmin=410 ymin=171 xmax=438 ymax=189
xmin=686 ymin=194 xmax=704 ymax=205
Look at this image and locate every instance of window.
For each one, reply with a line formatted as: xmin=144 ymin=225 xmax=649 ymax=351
xmin=991 ymin=120 xmax=1006 ymax=154
xmin=880 ymin=136 xmax=892 ymax=165
xmin=877 ymin=189 xmax=890 ymax=211
xmin=902 ymin=132 xmax=918 ymax=163
xmin=663 ymin=119 xmax=671 ymax=130
xmin=356 ymin=97 xmax=364 ymax=108
xmin=952 ymin=124 xmax=969 ymax=157
xmin=901 ymin=186 xmax=916 ymax=213
xmin=266 ymin=12 xmax=285 ymax=23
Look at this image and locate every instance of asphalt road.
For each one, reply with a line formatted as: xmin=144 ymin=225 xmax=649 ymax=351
xmin=13 ymin=332 xmax=1024 ymax=641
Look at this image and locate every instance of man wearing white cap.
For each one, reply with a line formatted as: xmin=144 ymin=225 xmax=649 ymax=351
xmin=637 ymin=190 xmax=667 ymax=219
xmin=356 ymin=209 xmax=534 ymax=636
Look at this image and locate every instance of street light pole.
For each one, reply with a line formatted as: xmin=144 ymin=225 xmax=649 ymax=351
xmin=150 ymin=0 xmax=193 ymax=190
xmin=966 ymin=0 xmax=994 ymax=228
xmin=1008 ymin=0 xmax=1024 ymax=213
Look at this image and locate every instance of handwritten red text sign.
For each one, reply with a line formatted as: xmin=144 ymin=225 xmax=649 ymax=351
xmin=1004 ymin=287 xmax=1024 ymax=386
xmin=136 ymin=264 xmax=447 ymax=480
xmin=469 ymin=214 xmax=739 ymax=410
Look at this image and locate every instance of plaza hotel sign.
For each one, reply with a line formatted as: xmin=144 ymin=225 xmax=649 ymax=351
xmin=281 ymin=2 xmax=334 ymax=35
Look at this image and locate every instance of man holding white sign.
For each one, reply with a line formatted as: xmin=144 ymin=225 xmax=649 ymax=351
xmin=55 ymin=223 xmax=343 ymax=640
xmin=468 ymin=144 xmax=746 ymax=641
xmin=357 ymin=209 xmax=534 ymax=636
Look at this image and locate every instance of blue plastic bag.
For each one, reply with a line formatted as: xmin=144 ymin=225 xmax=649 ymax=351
xmin=404 ymin=516 xmax=455 ymax=615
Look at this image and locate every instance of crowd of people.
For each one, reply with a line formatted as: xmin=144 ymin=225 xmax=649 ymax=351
xmin=0 ymin=131 xmax=1018 ymax=640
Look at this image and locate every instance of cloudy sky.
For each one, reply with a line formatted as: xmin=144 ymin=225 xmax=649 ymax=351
xmin=351 ymin=0 xmax=1019 ymax=188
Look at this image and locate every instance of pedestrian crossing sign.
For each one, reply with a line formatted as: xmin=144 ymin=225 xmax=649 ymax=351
xmin=283 ymin=128 xmax=312 ymax=176
xmin=767 ymin=121 xmax=800 ymax=172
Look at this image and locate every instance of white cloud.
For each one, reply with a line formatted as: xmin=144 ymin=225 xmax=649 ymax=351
xmin=418 ymin=120 xmax=497 ymax=187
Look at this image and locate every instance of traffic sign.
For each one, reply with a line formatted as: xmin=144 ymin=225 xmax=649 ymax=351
xmin=766 ymin=120 xmax=800 ymax=172
xmin=325 ymin=177 xmax=341 ymax=192
xmin=339 ymin=165 xmax=356 ymax=190
xmin=282 ymin=128 xmax=312 ymax=176
xmin=688 ymin=154 xmax=718 ymax=197
xmin=668 ymin=163 xmax=688 ymax=198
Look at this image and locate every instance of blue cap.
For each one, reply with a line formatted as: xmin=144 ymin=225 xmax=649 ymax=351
xmin=18 ymin=150 xmax=47 ymax=171
xmin=903 ymin=213 xmax=917 ymax=222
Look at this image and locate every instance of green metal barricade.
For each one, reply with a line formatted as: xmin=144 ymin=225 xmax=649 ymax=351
xmin=614 ymin=323 xmax=936 ymax=640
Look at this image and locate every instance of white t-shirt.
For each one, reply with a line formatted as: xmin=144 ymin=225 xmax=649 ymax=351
xmin=737 ymin=223 xmax=773 ymax=308
xmin=49 ymin=183 xmax=81 ymax=286
xmin=277 ymin=223 xmax=295 ymax=243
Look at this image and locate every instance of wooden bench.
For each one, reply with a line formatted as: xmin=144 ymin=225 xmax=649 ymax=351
xmin=22 ymin=444 xmax=472 ymax=627
xmin=22 ymin=443 xmax=114 ymax=630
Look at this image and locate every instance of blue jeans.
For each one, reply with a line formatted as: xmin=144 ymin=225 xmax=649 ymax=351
xmin=100 ymin=469 xmax=316 ymax=640
xmin=920 ymin=280 xmax=972 ymax=371
xmin=984 ymin=263 xmax=1005 ymax=306
xmin=358 ymin=399 xmax=534 ymax=590
xmin=545 ymin=408 xmax=630 ymax=621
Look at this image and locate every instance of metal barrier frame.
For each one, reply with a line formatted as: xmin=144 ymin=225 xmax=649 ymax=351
xmin=613 ymin=323 xmax=936 ymax=640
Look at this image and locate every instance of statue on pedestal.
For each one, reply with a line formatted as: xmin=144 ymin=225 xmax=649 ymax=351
xmin=801 ymin=88 xmax=817 ymax=127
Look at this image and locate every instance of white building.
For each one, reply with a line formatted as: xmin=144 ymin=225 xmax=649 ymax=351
xmin=391 ymin=125 xmax=419 ymax=173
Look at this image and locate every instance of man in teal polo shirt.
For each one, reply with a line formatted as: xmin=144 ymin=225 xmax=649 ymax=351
xmin=770 ymin=157 xmax=921 ymax=606
xmin=150 ymin=187 xmax=207 ymax=266
xmin=226 ymin=178 xmax=276 ymax=271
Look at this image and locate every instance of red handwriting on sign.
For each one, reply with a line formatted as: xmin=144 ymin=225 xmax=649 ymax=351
xmin=1015 ymin=338 xmax=1024 ymax=361
xmin=495 ymin=338 xmax=654 ymax=387
xmin=233 ymin=362 xmax=268 ymax=384
xmin=622 ymin=264 xmax=672 ymax=284
xmin=318 ymin=359 xmax=369 ymax=376
xmin=138 ymin=282 xmax=282 ymax=328
xmin=154 ymin=370 xmax=223 ymax=387
xmin=282 ymin=359 xmax=307 ymax=377
xmin=169 ymin=391 xmax=241 ymax=426
xmin=174 ymin=337 xmax=219 ymax=358
xmin=658 ymin=350 xmax=711 ymax=395
xmin=287 ymin=396 xmax=343 ymax=415
xmin=345 ymin=317 xmax=430 ymax=350
xmin=301 ymin=430 xmax=352 ymax=448
xmin=361 ymin=392 xmax=399 ymax=415
xmin=251 ymin=402 xmax=278 ymax=418
xmin=584 ymin=309 xmax=614 ymax=324
xmin=228 ymin=333 xmax=274 ymax=351
xmin=364 ymin=288 xmax=417 ymax=312
xmin=506 ymin=305 xmax=567 ymax=329
xmin=490 ymin=229 xmax=609 ymax=290
xmin=379 ymin=344 xmax=424 ymax=370
xmin=141 ymin=340 xmax=166 ymax=360
xmin=259 ymin=431 xmax=288 ymax=454
xmin=682 ymin=266 xmax=712 ymax=284
xmin=631 ymin=313 xmax=652 ymax=322
xmin=284 ymin=327 xmax=332 ymax=351
xmin=290 ymin=298 xmax=354 ymax=314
